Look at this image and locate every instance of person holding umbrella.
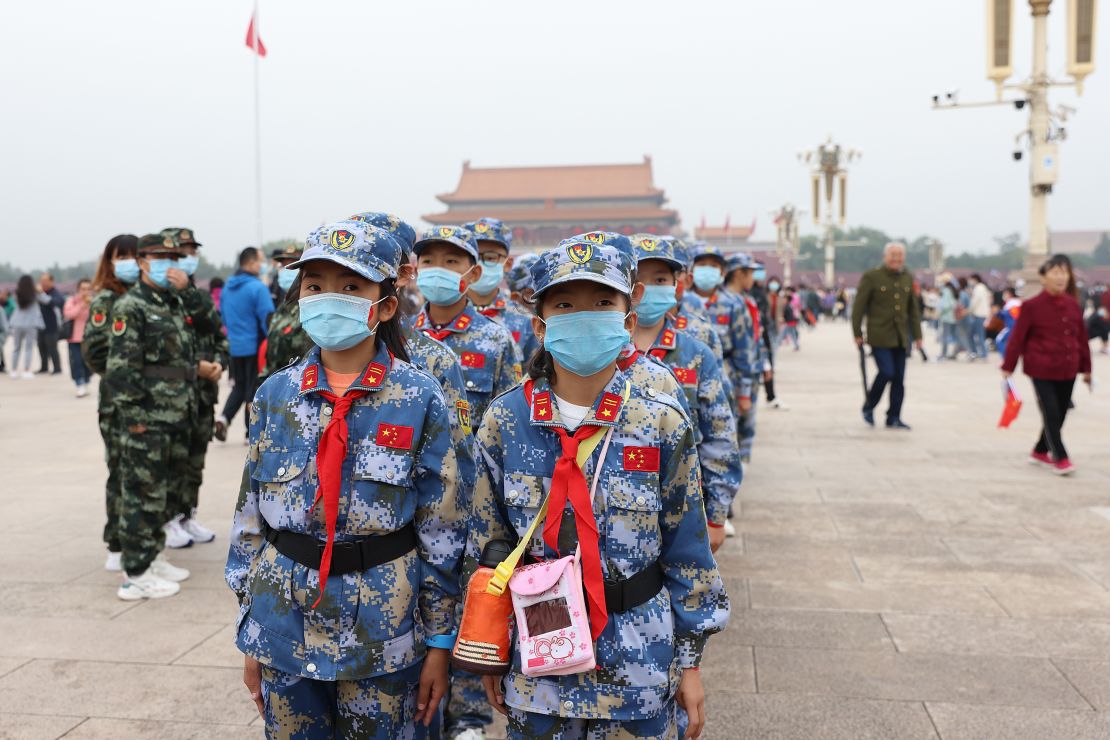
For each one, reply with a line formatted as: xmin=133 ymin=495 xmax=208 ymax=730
xmin=851 ymin=242 xmax=922 ymax=430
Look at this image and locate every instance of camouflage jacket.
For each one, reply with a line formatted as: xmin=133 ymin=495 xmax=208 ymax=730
xmin=615 ymin=345 xmax=693 ymax=427
xmin=404 ymin=328 xmax=478 ymax=511
xmin=467 ymin=370 xmax=730 ymax=721
xmin=414 ymin=303 xmax=522 ymax=420
xmin=672 ymin=309 xmax=736 ymax=419
xmin=104 ymin=282 xmax=197 ymax=430
xmin=225 ymin=343 xmax=466 ymax=682
xmin=472 ymin=289 xmax=541 ymax=366
xmin=261 ymin=300 xmax=309 ymax=379
xmin=83 ymin=288 xmax=125 ymax=414
xmin=695 ymin=289 xmax=755 ymax=399
xmin=646 ymin=318 xmax=741 ymax=525
xmin=182 ymin=282 xmax=230 ymax=407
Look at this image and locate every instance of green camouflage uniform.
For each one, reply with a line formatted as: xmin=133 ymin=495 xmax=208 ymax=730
xmin=83 ymin=288 xmax=127 ymax=552
xmin=105 ymin=271 xmax=197 ymax=574
xmin=261 ymin=299 xmax=308 ymax=379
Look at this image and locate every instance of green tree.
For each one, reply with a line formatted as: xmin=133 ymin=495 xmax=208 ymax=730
xmin=1093 ymin=232 xmax=1110 ymax=266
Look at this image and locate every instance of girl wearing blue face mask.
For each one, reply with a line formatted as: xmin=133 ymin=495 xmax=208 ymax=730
xmin=83 ymin=234 xmax=140 ymax=573
xmin=227 ymin=220 xmax=466 ymax=737
xmin=466 ymin=236 xmax=729 ymax=740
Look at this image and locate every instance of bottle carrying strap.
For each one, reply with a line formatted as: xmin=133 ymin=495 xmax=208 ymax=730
xmin=486 ymin=381 xmax=629 ymax=597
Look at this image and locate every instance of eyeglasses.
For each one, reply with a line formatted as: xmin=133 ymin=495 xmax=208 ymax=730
xmin=480 ymin=251 xmax=508 ymax=266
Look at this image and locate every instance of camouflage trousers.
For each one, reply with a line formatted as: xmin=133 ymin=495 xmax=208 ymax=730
xmin=506 ymin=701 xmax=676 ymax=739
xmin=118 ymin=427 xmax=188 ymax=574
xmin=444 ymin=667 xmax=492 ymax=736
xmin=260 ymin=663 xmax=421 ymax=740
xmin=172 ymin=402 xmax=215 ymax=519
xmin=738 ymin=381 xmax=759 ymax=462
xmin=98 ymin=412 xmax=122 ymax=552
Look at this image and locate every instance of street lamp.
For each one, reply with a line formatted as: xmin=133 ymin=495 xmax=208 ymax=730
xmin=772 ymin=204 xmax=802 ymax=286
xmin=798 ymin=138 xmax=862 ymax=288
xmin=934 ymin=0 xmax=1098 ymax=292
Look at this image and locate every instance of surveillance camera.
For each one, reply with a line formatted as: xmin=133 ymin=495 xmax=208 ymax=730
xmin=1013 ymin=150 xmax=1023 ymax=161
xmin=1014 ymin=99 xmax=1026 ymax=110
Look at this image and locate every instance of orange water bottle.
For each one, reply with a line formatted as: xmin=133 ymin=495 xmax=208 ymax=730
xmin=452 ymin=540 xmax=515 ymax=675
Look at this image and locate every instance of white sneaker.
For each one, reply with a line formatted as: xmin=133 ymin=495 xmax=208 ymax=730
xmin=180 ymin=516 xmax=216 ymax=544
xmin=770 ymin=399 xmax=790 ymax=411
xmin=453 ymin=730 xmax=486 ymax=740
xmin=104 ymin=551 xmax=122 ymax=571
xmin=20 ymin=372 xmax=34 ymax=380
xmin=7 ymin=371 xmax=17 ymax=379
xmin=78 ymin=384 xmax=89 ymax=397
xmin=724 ymin=520 xmax=737 ymax=538
xmin=117 ymin=569 xmax=181 ymax=600
xmin=150 ymin=552 xmax=190 ymax=582
xmin=163 ymin=519 xmax=194 ymax=549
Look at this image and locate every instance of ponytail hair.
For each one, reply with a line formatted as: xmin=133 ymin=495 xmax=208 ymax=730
xmin=527 ymin=292 xmax=556 ymax=382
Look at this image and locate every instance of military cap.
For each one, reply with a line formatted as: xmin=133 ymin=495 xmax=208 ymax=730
xmin=348 ymin=212 xmax=417 ymax=258
xmin=726 ymin=252 xmax=758 ymax=273
xmin=413 ymin=225 xmax=480 ymax=262
xmin=531 ymin=236 xmax=635 ymax=298
xmin=688 ymin=241 xmax=727 ymax=266
xmin=507 ymin=252 xmax=540 ymax=293
xmin=137 ymin=232 xmax=179 ymax=255
xmin=630 ymin=233 xmax=684 ymax=272
xmin=462 ymin=217 xmax=513 ymax=250
xmin=288 ymin=219 xmax=402 ymax=282
xmin=270 ymin=244 xmax=304 ymax=262
xmin=160 ymin=227 xmax=201 ymax=248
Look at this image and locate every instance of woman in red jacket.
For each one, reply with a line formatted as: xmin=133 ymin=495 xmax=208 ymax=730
xmin=1001 ymin=256 xmax=1092 ymax=475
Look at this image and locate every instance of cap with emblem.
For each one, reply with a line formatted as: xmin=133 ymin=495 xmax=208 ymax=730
xmin=348 ymin=212 xmax=417 ymax=259
xmin=160 ymin=227 xmax=201 ymax=248
xmin=530 ymin=234 xmax=635 ymax=299
xmin=462 ymin=217 xmax=513 ymax=250
xmin=287 ymin=219 xmax=403 ymax=282
xmin=413 ymin=225 xmax=480 ymax=262
xmin=630 ymin=233 xmax=684 ymax=271
xmin=138 ymin=233 xmax=179 ymax=256
xmin=270 ymin=244 xmax=303 ymax=262
xmin=688 ymin=241 xmax=727 ymax=266
xmin=507 ymin=252 xmax=540 ymax=293
xmin=726 ymin=252 xmax=758 ymax=273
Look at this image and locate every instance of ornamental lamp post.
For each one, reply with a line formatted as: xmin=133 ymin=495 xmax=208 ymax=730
xmin=798 ymin=138 xmax=863 ymax=288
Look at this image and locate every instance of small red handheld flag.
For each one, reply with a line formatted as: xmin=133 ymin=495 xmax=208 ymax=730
xmin=998 ymin=378 xmax=1022 ymax=429
xmin=245 ymin=12 xmax=267 ymax=57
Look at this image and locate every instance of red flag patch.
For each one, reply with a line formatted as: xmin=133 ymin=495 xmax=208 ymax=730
xmin=301 ymin=365 xmax=319 ymax=392
xmin=596 ymin=392 xmax=623 ymax=421
xmin=376 ymin=423 xmax=414 ymax=450
xmin=715 ymin=315 xmax=730 ymax=325
xmin=460 ymin=352 xmax=486 ymax=369
xmin=673 ymin=367 xmax=697 ymax=385
xmin=623 ymin=446 xmax=660 ymax=472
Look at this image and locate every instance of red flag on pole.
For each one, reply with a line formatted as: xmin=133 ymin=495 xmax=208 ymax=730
xmin=246 ymin=12 xmax=267 ymax=57
xmin=723 ymin=213 xmax=731 ymax=236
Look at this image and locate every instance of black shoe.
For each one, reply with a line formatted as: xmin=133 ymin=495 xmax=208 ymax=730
xmin=214 ymin=419 xmax=227 ymax=442
xmin=886 ymin=419 xmax=912 ymax=431
xmin=862 ymin=408 xmax=875 ymax=427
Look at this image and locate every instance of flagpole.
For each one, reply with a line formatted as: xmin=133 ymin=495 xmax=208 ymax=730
xmin=252 ymin=0 xmax=263 ymax=250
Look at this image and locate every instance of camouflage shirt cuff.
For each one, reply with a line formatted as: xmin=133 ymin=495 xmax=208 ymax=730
xmin=675 ymin=634 xmax=708 ymax=669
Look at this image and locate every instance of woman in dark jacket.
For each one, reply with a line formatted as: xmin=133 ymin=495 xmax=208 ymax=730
xmin=1001 ymin=255 xmax=1092 ymax=475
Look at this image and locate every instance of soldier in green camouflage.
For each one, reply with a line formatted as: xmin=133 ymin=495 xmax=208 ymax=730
xmin=106 ymin=234 xmax=217 ymax=600
xmin=83 ymin=234 xmax=140 ymax=573
xmin=259 ymin=244 xmax=308 ymax=380
xmin=161 ymin=228 xmax=230 ymax=546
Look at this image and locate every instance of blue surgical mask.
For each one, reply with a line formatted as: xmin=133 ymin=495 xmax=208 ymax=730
xmin=541 ymin=310 xmax=630 ymax=378
xmin=417 ymin=267 xmax=468 ymax=306
xmin=693 ymin=265 xmax=723 ymax=291
xmin=278 ymin=268 xmax=299 ymax=291
xmin=259 ymin=262 xmax=272 ymax=278
xmin=114 ymin=259 xmax=140 ymax=284
xmin=178 ymin=255 xmax=199 ymax=277
xmin=147 ymin=259 xmax=173 ymax=289
xmin=469 ymin=262 xmax=504 ymax=295
xmin=299 ymin=293 xmax=386 ymax=351
xmin=768 ymin=281 xmax=781 ymax=292
xmin=754 ymin=268 xmax=767 ymax=282
xmin=636 ymin=285 xmax=677 ymax=326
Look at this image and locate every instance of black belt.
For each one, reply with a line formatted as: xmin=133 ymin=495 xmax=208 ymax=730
xmin=604 ymin=561 xmax=664 ymax=613
xmin=143 ymin=365 xmax=197 ymax=381
xmin=263 ymin=524 xmax=417 ymax=577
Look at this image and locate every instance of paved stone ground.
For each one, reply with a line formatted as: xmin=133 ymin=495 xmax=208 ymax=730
xmin=1 ymin=322 xmax=1108 ymax=739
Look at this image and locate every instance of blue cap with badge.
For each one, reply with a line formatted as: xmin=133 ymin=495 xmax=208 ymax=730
xmin=413 ymin=225 xmax=480 ymax=262
xmin=530 ymin=233 xmax=635 ymax=298
xmin=630 ymin=233 xmax=685 ymax=271
xmin=688 ymin=241 xmax=727 ymax=265
xmin=507 ymin=252 xmax=540 ymax=293
xmin=287 ymin=219 xmax=403 ymax=282
xmin=348 ymin=212 xmax=417 ymax=258
xmin=463 ymin=217 xmax=513 ymax=250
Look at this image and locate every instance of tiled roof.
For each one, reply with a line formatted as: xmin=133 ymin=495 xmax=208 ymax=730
xmin=423 ymin=206 xmax=678 ymax=225
xmin=437 ymin=157 xmax=664 ymax=203
xmin=695 ymin=224 xmax=755 ymax=240
xmin=1050 ymin=230 xmax=1109 ymax=255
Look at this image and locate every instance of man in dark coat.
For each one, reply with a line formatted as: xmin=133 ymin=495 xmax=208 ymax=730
xmin=851 ymin=242 xmax=922 ymax=430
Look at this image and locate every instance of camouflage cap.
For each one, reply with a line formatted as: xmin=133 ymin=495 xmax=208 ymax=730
xmin=507 ymin=252 xmax=540 ymax=293
xmin=531 ymin=235 xmax=635 ymax=298
xmin=159 ymin=227 xmax=202 ymax=248
xmin=138 ymin=232 xmax=179 ymax=256
xmin=688 ymin=241 xmax=727 ymax=266
xmin=287 ymin=220 xmax=402 ymax=282
xmin=630 ymin=233 xmax=684 ymax=272
xmin=726 ymin=252 xmax=757 ymax=273
xmin=413 ymin=225 xmax=480 ymax=262
xmin=348 ymin=212 xmax=417 ymax=259
xmin=270 ymin=244 xmax=304 ymax=262
xmin=462 ymin=217 xmax=513 ymax=250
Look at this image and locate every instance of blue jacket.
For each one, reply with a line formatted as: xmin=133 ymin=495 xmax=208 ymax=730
xmin=220 ymin=271 xmax=274 ymax=356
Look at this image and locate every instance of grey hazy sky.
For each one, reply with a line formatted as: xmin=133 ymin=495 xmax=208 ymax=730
xmin=2 ymin=0 xmax=1108 ymax=269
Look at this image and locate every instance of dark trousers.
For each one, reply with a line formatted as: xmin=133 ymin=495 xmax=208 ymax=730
xmin=68 ymin=342 xmax=90 ymax=386
xmin=1032 ymin=378 xmax=1076 ymax=461
xmin=864 ymin=346 xmax=907 ymax=422
xmin=38 ymin=329 xmax=61 ymax=372
xmin=221 ymin=355 xmax=260 ymax=425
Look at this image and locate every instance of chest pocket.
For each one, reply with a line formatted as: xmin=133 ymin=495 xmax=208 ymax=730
xmin=252 ymin=448 xmax=314 ymax=513
xmin=504 ymin=472 xmax=547 ymax=553
xmin=143 ymin=312 xmax=181 ymax=364
xmin=604 ymin=472 xmax=663 ymax=566
xmin=348 ymin=444 xmax=416 ymax=534
xmin=461 ymin=361 xmax=495 ymax=397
